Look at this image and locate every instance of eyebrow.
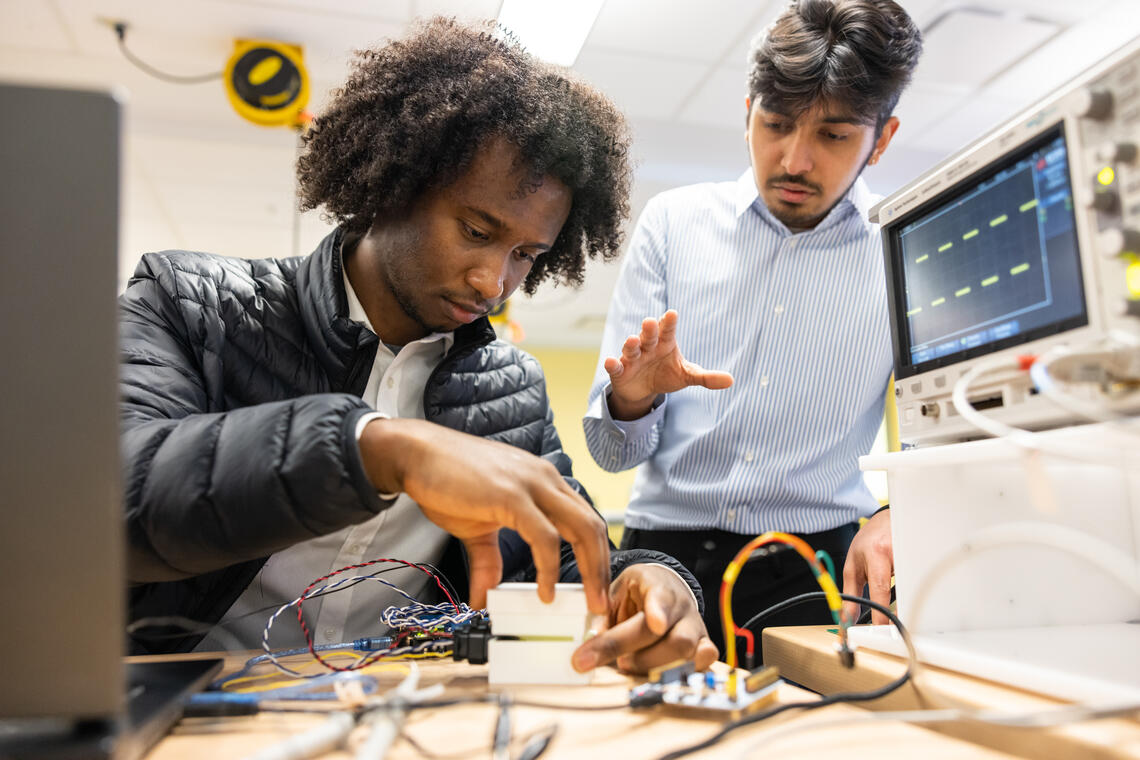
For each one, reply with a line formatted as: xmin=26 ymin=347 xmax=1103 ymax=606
xmin=760 ymin=108 xmax=865 ymax=127
xmin=464 ymin=206 xmax=504 ymax=230
xmin=463 ymin=205 xmax=554 ymax=251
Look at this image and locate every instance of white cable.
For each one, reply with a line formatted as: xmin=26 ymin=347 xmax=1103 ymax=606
xmin=241 ymin=711 xmax=355 ymax=760
xmin=950 ymin=354 xmax=1132 ymax=463
xmin=1031 ymin=343 xmax=1140 ymax=430
xmin=950 ymin=354 xmax=1032 ymax=442
xmin=736 ymin=702 xmax=1140 ymax=759
xmin=905 ymin=521 xmax=1140 ymax=636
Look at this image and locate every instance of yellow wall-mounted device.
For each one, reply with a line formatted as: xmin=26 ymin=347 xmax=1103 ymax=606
xmin=223 ymin=39 xmax=310 ymax=128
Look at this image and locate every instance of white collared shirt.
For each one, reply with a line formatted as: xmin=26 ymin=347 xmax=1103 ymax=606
xmin=584 ymin=170 xmax=892 ymax=535
xmin=197 ymin=262 xmax=455 ymax=650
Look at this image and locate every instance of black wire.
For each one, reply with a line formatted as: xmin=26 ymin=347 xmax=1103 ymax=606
xmin=654 ymin=592 xmax=913 ymax=760
xmin=112 ymin=22 xmax=221 ymax=84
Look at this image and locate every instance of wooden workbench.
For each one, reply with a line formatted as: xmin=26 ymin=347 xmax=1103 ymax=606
xmin=763 ymin=625 xmax=1140 ymax=760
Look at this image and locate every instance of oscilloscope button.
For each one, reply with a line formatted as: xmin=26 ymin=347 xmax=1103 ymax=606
xmin=1077 ymin=87 xmax=1114 ymax=120
xmin=1099 ymin=228 xmax=1140 ymax=258
xmin=1096 ymin=141 xmax=1138 ymax=164
xmin=1087 ymin=189 xmax=1120 ymax=213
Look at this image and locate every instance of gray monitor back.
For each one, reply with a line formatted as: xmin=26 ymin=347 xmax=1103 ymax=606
xmin=0 ymin=82 xmax=123 ymax=720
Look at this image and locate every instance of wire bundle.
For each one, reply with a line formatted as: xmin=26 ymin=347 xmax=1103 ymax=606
xmin=719 ymin=532 xmax=845 ymax=677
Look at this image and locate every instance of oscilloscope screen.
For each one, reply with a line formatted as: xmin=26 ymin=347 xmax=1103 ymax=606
xmin=888 ymin=123 xmax=1087 ymax=376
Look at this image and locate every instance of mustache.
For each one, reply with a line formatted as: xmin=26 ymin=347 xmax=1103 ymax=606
xmin=767 ymin=174 xmax=822 ymax=194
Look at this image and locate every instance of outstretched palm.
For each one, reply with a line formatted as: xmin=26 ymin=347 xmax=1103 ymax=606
xmin=604 ymin=310 xmax=733 ymax=420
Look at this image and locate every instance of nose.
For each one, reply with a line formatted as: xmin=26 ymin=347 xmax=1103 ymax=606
xmin=781 ymin=128 xmax=813 ymax=177
xmin=465 ymin=248 xmax=509 ymax=302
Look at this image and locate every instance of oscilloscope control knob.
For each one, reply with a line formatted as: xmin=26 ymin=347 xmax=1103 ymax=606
xmin=1077 ymin=87 xmax=1114 ymax=120
xmin=1096 ymin=141 xmax=1139 ymax=164
xmin=1100 ymin=228 xmax=1140 ymax=258
xmin=1118 ymin=299 xmax=1140 ymax=319
xmin=1087 ymin=189 xmax=1120 ymax=214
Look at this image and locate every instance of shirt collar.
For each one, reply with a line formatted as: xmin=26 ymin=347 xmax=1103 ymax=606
xmin=340 ymin=252 xmax=454 ymax=354
xmin=735 ymin=167 xmax=878 ymax=234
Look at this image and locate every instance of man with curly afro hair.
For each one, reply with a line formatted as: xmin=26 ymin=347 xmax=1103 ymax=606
xmin=120 ymin=17 xmax=717 ymax=674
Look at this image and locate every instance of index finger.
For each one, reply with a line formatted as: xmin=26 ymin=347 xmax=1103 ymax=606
xmin=842 ymin=553 xmax=867 ymax=625
xmin=865 ymin=552 xmax=894 ymax=626
xmin=572 ymin=610 xmax=660 ymax=672
xmin=541 ymin=480 xmax=612 ymax=615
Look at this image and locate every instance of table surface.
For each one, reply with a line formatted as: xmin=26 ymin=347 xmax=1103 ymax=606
xmin=762 ymin=625 xmax=1140 ymax=760
xmin=139 ymin=648 xmax=1023 ymax=760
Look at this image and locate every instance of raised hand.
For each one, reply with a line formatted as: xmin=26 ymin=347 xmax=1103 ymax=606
xmin=604 ymin=310 xmax=733 ymax=420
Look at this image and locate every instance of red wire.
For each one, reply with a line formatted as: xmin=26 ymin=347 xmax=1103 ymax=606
xmin=295 ymin=558 xmax=460 ymax=672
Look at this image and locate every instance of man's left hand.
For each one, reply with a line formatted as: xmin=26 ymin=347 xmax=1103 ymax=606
xmin=570 ymin=563 xmax=717 ymax=674
xmin=842 ymin=509 xmax=893 ymax=625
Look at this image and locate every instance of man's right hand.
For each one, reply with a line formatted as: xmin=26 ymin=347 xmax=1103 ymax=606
xmin=604 ymin=310 xmax=733 ymax=420
xmin=357 ymin=418 xmax=611 ymax=616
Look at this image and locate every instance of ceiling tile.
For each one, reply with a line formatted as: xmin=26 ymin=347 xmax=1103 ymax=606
xmin=981 ymin=0 xmax=1140 ymax=105
xmin=572 ymin=48 xmax=708 ymax=121
xmin=0 ymin=0 xmax=76 ymax=52
xmin=888 ymin=83 xmax=968 ymax=148
xmin=676 ymin=66 xmax=746 ymax=130
xmin=412 ymin=0 xmax=501 ymax=21
xmin=913 ymin=9 xmax=1059 ymax=89
xmin=584 ymin=0 xmax=779 ymax=65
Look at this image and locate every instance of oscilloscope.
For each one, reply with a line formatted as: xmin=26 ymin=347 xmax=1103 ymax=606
xmin=872 ymin=36 xmax=1140 ymax=445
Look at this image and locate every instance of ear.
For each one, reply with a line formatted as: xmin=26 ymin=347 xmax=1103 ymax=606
xmin=867 ymin=116 xmax=900 ymax=166
xmin=744 ymin=96 xmax=753 ymax=137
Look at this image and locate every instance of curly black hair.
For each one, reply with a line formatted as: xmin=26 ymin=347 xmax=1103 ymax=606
xmin=297 ymin=17 xmax=632 ymax=294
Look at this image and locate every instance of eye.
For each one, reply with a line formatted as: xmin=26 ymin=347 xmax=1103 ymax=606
xmin=823 ymin=130 xmax=849 ymax=142
xmin=514 ymin=249 xmax=539 ymax=264
xmin=461 ymin=220 xmax=490 ymax=241
xmin=765 ymin=121 xmax=788 ymax=132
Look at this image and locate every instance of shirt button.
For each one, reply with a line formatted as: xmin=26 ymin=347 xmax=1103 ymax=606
xmin=386 ymin=377 xmax=395 ymax=389
xmin=324 ymin=628 xmax=338 ymax=640
xmin=774 ymin=304 xmax=784 ymax=314
xmin=744 ymin=451 xmax=754 ymax=462
xmin=760 ymin=375 xmax=769 ymax=387
xmin=726 ymin=508 xmax=736 ymax=520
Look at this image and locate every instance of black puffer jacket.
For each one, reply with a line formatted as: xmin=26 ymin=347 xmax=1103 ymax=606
xmin=120 ymin=228 xmax=701 ymax=652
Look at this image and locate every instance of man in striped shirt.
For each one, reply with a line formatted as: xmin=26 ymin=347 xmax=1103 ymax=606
xmin=584 ymin=0 xmax=923 ymax=657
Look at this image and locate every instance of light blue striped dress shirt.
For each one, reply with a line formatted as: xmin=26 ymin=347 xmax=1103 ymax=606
xmin=583 ymin=169 xmax=892 ymax=535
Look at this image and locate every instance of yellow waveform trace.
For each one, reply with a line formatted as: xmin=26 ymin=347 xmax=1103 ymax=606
xmin=938 ymin=242 xmax=953 ymax=252
xmin=963 ymin=229 xmax=979 ymax=240
xmin=916 ymin=254 xmax=929 ymax=263
xmin=906 ymin=306 xmax=923 ymax=317
xmin=982 ymin=275 xmax=999 ymax=287
xmin=990 ymin=214 xmax=1008 ymax=227
xmin=1019 ymin=199 xmax=1038 ymax=212
xmin=955 ymin=286 xmax=971 ymax=297
xmin=1010 ymin=263 xmax=1030 ymax=275
xmin=931 ymin=297 xmax=946 ymax=307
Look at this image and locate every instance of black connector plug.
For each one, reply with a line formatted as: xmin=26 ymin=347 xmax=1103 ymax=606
xmin=452 ymin=618 xmax=493 ymax=664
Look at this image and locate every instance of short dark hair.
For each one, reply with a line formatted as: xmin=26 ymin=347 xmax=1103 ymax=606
xmin=747 ymin=0 xmax=922 ymax=128
xmin=297 ymin=17 xmax=632 ymax=294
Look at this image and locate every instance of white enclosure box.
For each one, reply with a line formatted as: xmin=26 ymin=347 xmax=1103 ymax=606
xmin=853 ymin=422 xmax=1140 ymax=702
xmin=486 ymin=582 xmax=594 ymax=685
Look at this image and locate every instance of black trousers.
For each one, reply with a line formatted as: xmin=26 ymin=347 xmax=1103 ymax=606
xmin=622 ymin=523 xmax=858 ymax=663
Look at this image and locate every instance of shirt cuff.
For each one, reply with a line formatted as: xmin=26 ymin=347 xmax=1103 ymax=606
xmin=591 ymin=383 xmax=667 ymax=442
xmin=355 ymin=411 xmax=399 ymax=500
